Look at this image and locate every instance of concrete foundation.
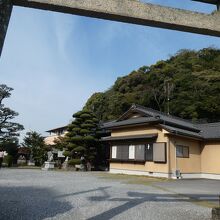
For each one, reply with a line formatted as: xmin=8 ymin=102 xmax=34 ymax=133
xmin=0 ymin=0 xmax=12 ymax=56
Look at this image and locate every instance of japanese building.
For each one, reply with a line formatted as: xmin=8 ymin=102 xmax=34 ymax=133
xmin=101 ymin=104 xmax=220 ymax=179
xmin=44 ymin=126 xmax=68 ymax=146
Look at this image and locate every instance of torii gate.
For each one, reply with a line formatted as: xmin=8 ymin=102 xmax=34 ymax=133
xmin=0 ymin=0 xmax=220 ymax=57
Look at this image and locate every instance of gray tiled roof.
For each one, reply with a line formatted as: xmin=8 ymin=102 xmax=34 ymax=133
xmin=46 ymin=125 xmax=68 ymax=133
xmin=196 ymin=122 xmax=220 ymax=140
xmin=102 ymin=104 xmax=220 ymax=140
xmin=102 ymin=117 xmax=159 ymax=129
xmin=131 ymin=104 xmax=200 ymax=132
xmin=161 ymin=125 xmax=203 ymax=140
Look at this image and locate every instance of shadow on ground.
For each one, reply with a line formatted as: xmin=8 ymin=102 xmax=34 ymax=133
xmin=0 ymin=186 xmax=72 ymax=220
xmin=87 ymin=191 xmax=217 ymax=220
xmin=0 ymin=185 xmax=113 ymax=220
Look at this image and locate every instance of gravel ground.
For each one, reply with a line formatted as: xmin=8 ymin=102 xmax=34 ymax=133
xmin=0 ymin=169 xmax=216 ymax=220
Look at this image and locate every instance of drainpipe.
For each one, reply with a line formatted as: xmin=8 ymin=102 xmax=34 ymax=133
xmin=174 ymin=141 xmax=178 ymax=179
xmin=168 ymin=138 xmax=171 ymax=178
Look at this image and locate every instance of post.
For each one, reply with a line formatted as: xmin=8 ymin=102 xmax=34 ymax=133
xmin=212 ymin=207 xmax=220 ymax=220
xmin=0 ymin=0 xmax=13 ymax=57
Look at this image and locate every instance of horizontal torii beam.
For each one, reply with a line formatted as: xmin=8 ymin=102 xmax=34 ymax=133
xmin=1 ymin=0 xmax=220 ymax=56
xmin=192 ymin=0 xmax=220 ymax=10
xmin=12 ymin=0 xmax=220 ymax=36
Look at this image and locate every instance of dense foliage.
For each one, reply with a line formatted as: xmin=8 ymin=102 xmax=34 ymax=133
xmin=0 ymin=138 xmax=19 ymax=166
xmin=0 ymin=84 xmax=24 ymax=142
xmin=64 ymin=109 xmax=99 ymax=166
xmin=85 ymin=48 xmax=220 ymax=122
xmin=22 ymin=131 xmax=47 ymax=166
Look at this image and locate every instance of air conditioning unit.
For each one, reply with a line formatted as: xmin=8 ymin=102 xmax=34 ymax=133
xmin=173 ymin=169 xmax=181 ymax=179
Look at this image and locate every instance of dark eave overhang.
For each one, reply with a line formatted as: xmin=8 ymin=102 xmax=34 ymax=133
xmin=160 ymin=125 xmax=203 ymax=141
xmin=167 ymin=132 xmax=203 ymax=141
xmin=204 ymin=138 xmax=220 ymax=141
xmin=102 ymin=118 xmax=161 ymax=130
xmin=101 ymin=133 xmax=158 ymax=142
xmin=107 ymin=122 xmax=160 ymax=130
xmin=161 ymin=121 xmax=201 ymax=133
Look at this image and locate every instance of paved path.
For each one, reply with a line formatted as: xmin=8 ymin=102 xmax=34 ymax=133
xmin=0 ymin=169 xmax=218 ymax=220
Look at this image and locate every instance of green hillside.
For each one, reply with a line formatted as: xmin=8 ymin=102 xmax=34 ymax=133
xmin=84 ymin=48 xmax=220 ymax=122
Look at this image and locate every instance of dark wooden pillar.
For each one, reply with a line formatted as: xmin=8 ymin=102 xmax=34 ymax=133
xmin=0 ymin=0 xmax=13 ymax=57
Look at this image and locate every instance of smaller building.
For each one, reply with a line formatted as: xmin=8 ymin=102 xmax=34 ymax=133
xmin=44 ymin=126 xmax=68 ymax=146
xmin=44 ymin=126 xmax=68 ymax=163
xmin=101 ymin=104 xmax=220 ymax=179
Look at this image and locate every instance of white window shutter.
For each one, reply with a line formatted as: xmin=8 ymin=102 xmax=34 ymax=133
xmin=153 ymin=143 xmax=166 ymax=163
xmin=129 ymin=145 xmax=135 ymax=159
xmin=112 ymin=146 xmax=117 ymax=159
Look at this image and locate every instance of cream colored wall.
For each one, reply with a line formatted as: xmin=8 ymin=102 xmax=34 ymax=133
xmin=111 ymin=126 xmax=168 ymax=143
xmin=110 ymin=125 xmax=220 ymax=177
xmin=44 ymin=133 xmax=66 ymax=145
xmin=169 ymin=136 xmax=201 ymax=173
xmin=110 ymin=125 xmax=170 ymax=174
xmin=145 ymin=161 xmax=169 ymax=173
xmin=110 ymin=162 xmax=146 ymax=171
xmin=110 ymin=162 xmax=169 ymax=173
xmin=201 ymin=142 xmax=220 ymax=174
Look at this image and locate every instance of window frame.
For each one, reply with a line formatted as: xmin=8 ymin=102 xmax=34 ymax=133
xmin=110 ymin=144 xmax=145 ymax=163
xmin=128 ymin=145 xmax=135 ymax=160
xmin=110 ymin=142 xmax=167 ymax=163
xmin=145 ymin=143 xmax=153 ymax=162
xmin=111 ymin=146 xmax=117 ymax=159
xmin=153 ymin=142 xmax=167 ymax=163
xmin=176 ymin=145 xmax=189 ymax=158
xmin=135 ymin=144 xmax=146 ymax=161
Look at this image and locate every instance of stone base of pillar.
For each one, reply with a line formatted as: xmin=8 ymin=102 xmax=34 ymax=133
xmin=212 ymin=207 xmax=220 ymax=220
xmin=42 ymin=161 xmax=55 ymax=171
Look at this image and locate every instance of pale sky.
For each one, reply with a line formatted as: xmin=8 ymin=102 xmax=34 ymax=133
xmin=1 ymin=0 xmax=220 ymax=141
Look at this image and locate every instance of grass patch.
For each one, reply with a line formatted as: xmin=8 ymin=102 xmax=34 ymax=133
xmin=96 ymin=172 xmax=170 ymax=185
xmin=190 ymin=200 xmax=216 ymax=208
xmin=9 ymin=166 xmax=41 ymax=169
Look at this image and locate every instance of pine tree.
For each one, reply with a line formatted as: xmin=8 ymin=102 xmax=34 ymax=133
xmin=65 ymin=109 xmax=99 ymax=167
xmin=0 ymin=84 xmax=24 ymax=142
xmin=22 ymin=131 xmax=47 ymax=166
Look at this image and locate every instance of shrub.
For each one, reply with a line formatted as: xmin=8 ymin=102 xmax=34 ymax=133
xmin=71 ymin=136 xmax=83 ymax=142
xmin=74 ymin=146 xmax=86 ymax=152
xmin=83 ymin=136 xmax=96 ymax=141
xmin=81 ymin=123 xmax=94 ymax=129
xmin=68 ymin=159 xmax=81 ymax=166
xmin=80 ymin=129 xmax=90 ymax=134
xmin=67 ymin=143 xmax=77 ymax=150
xmin=80 ymin=113 xmax=91 ymax=118
xmin=72 ymin=127 xmax=81 ymax=132
xmin=63 ymin=150 xmax=71 ymax=157
xmin=4 ymin=155 xmax=13 ymax=167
